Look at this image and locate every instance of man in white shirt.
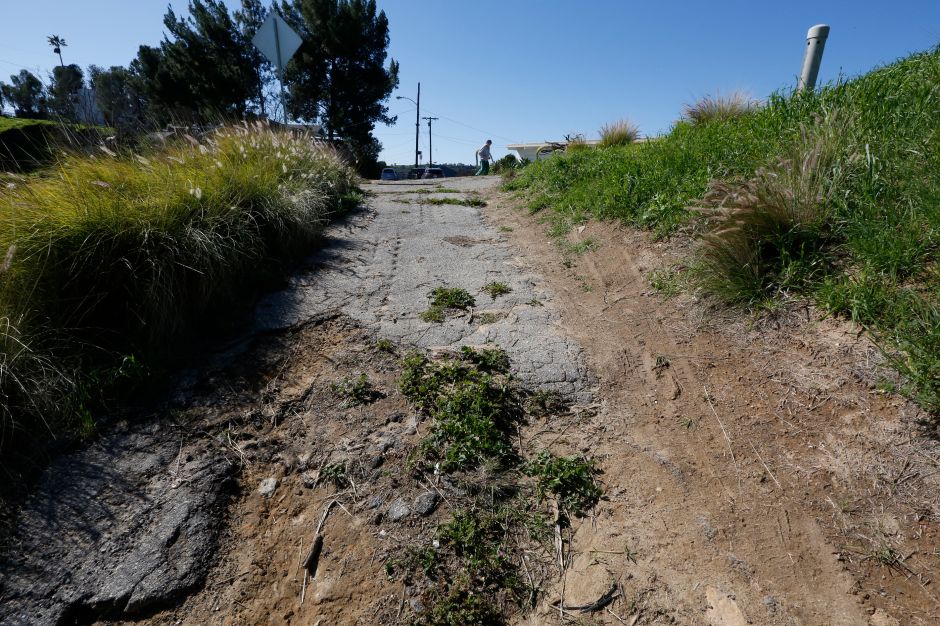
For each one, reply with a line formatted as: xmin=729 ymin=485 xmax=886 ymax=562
xmin=475 ymin=139 xmax=494 ymax=175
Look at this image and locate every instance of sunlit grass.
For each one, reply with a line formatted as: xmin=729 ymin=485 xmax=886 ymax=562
xmin=0 ymin=122 xmax=358 ymax=458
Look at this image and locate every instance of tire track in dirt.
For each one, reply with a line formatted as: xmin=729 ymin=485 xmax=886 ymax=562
xmin=485 ymin=184 xmax=940 ymax=625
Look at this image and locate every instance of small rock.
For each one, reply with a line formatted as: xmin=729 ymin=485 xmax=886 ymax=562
xmin=762 ymin=595 xmax=777 ymax=615
xmin=386 ymin=412 xmax=405 ymax=424
xmin=297 ymin=452 xmax=312 ymax=470
xmin=366 ymin=495 xmax=384 ymax=510
xmin=387 ymin=497 xmax=411 ymax=522
xmin=300 ymin=472 xmax=317 ymax=489
xmin=368 ymin=455 xmax=384 ymax=469
xmin=258 ymin=477 xmax=278 ymax=497
xmin=413 ymin=492 xmax=439 ymax=516
xmin=370 ymin=511 xmax=384 ymax=525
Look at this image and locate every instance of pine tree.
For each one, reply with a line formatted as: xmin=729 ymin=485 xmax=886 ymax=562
xmin=131 ymin=0 xmax=261 ymax=122
xmin=283 ymin=0 xmax=399 ymax=164
xmin=0 ymin=70 xmax=47 ymax=118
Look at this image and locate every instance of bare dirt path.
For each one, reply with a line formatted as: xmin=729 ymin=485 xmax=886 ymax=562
xmin=2 ymin=176 xmax=938 ymax=625
xmin=484 ymin=183 xmax=940 ymax=625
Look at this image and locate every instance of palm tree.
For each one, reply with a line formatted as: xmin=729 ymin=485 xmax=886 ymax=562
xmin=47 ymin=35 xmax=66 ymax=67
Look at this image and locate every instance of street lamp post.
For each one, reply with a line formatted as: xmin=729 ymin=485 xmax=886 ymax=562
xmin=395 ymin=83 xmax=420 ymax=168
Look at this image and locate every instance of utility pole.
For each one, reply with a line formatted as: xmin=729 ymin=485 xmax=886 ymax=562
xmin=423 ymin=116 xmax=439 ymax=166
xmin=396 ymin=83 xmax=421 ymax=168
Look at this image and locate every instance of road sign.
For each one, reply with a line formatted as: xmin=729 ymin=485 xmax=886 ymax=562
xmin=252 ymin=12 xmax=303 ymax=74
xmin=251 ymin=12 xmax=303 ymax=124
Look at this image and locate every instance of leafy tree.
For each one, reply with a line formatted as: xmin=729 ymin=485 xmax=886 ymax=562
xmin=47 ymin=35 xmax=67 ymax=67
xmin=0 ymin=70 xmax=47 ymax=118
xmin=282 ymin=0 xmax=399 ymax=164
xmin=90 ymin=65 xmax=144 ymax=131
xmin=48 ymin=64 xmax=84 ymax=120
xmin=131 ymin=0 xmax=262 ymax=122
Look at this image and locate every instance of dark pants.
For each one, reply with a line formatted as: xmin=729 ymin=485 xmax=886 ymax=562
xmin=475 ymin=159 xmax=490 ymax=176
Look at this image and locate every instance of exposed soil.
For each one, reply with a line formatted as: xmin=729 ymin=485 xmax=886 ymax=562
xmin=484 ymin=185 xmax=940 ymax=625
xmin=3 ymin=177 xmax=939 ymax=625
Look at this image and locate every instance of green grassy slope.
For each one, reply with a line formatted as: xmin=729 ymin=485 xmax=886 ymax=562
xmin=507 ymin=47 xmax=940 ymax=413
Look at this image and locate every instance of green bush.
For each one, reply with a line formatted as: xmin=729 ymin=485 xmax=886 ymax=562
xmin=0 ymin=122 xmax=358 ymax=462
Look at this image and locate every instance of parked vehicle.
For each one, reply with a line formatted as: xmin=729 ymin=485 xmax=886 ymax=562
xmin=407 ymin=168 xmax=424 ymax=179
xmin=421 ymin=167 xmax=444 ymax=179
xmin=379 ymin=167 xmax=398 ymax=180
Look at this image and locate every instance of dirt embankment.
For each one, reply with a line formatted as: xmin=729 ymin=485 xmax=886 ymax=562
xmin=485 ymin=184 xmax=940 ymax=625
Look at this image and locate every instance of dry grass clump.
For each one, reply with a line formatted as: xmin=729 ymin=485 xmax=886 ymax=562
xmin=693 ymin=111 xmax=857 ymax=304
xmin=599 ymin=119 xmax=640 ymax=147
xmin=0 ymin=122 xmax=358 ymax=462
xmin=565 ymin=134 xmax=590 ymax=153
xmin=684 ymin=91 xmax=758 ymax=125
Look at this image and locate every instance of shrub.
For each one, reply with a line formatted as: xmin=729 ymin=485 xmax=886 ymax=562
xmin=683 ymin=91 xmax=758 ymax=125
xmin=565 ymin=134 xmax=590 ymax=153
xmin=599 ymin=119 xmax=640 ymax=147
xmin=0 ymin=122 xmax=358 ymax=464
xmin=693 ymin=111 xmax=858 ymax=304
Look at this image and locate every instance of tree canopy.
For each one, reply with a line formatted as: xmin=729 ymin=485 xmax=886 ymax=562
xmin=48 ymin=64 xmax=84 ymax=120
xmin=0 ymin=70 xmax=47 ymax=118
xmin=283 ymin=0 xmax=399 ymax=163
xmin=131 ymin=0 xmax=262 ymax=122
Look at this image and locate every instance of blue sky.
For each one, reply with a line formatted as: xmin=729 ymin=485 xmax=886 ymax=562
xmin=1 ymin=1 xmax=938 ymax=164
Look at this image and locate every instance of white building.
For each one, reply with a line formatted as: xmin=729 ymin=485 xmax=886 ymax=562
xmin=506 ymin=139 xmax=602 ymax=162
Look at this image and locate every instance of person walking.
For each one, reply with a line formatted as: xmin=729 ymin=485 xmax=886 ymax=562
xmin=475 ymin=139 xmax=494 ymax=175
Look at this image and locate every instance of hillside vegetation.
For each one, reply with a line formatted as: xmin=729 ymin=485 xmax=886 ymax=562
xmin=506 ymin=47 xmax=940 ymax=413
xmin=0 ymin=123 xmax=357 ymax=467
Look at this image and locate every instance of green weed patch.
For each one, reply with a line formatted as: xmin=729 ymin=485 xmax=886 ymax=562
xmin=394 ymin=347 xmax=602 ymax=623
xmin=421 ymin=287 xmax=475 ymax=323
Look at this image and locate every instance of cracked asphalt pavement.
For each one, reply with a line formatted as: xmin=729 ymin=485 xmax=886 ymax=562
xmin=257 ymin=176 xmax=592 ymax=400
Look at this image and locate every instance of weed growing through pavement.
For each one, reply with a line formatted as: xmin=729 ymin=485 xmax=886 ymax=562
xmin=459 ymin=345 xmax=510 ymax=374
xmin=421 ymin=286 xmax=475 ymax=324
xmin=376 ymin=338 xmax=395 ymax=353
xmin=482 ymin=281 xmax=512 ymax=300
xmin=499 ymin=225 xmax=513 ymax=232
xmin=477 ymin=312 xmax=503 ymax=324
xmin=428 ymin=197 xmax=486 ymax=208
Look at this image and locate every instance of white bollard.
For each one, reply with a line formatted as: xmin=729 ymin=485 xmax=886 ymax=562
xmin=798 ymin=24 xmax=830 ymax=91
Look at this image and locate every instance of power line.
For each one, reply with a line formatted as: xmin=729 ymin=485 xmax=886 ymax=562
xmin=420 ymin=107 xmax=517 ymax=143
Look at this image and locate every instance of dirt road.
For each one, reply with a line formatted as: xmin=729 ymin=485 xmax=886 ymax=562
xmin=1 ymin=177 xmax=937 ymax=625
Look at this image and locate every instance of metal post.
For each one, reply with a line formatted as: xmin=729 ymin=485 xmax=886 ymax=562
xmin=423 ymin=116 xmax=438 ymax=166
xmin=414 ymin=83 xmax=420 ymax=168
xmin=273 ymin=16 xmax=288 ymax=123
xmin=798 ymin=24 xmax=830 ymax=92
